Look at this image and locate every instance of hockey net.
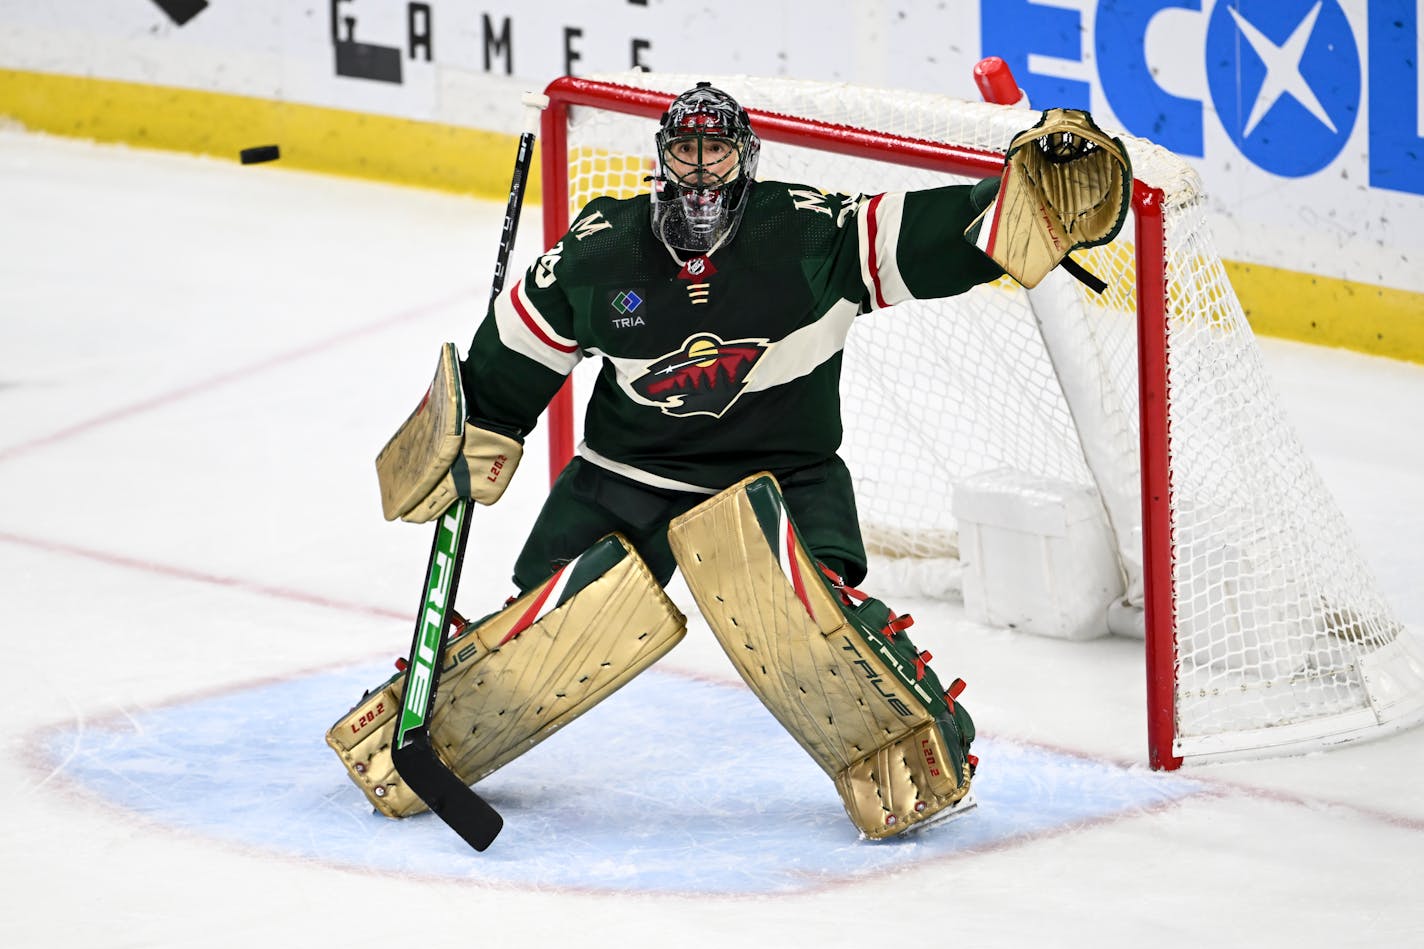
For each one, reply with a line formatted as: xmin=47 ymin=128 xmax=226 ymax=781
xmin=537 ymin=72 xmax=1424 ymax=768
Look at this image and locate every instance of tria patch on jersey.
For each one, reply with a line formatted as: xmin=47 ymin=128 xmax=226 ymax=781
xmin=609 ymin=289 xmax=647 ymax=328
xmin=610 ymin=289 xmax=644 ymax=314
xmin=632 ymin=333 xmax=768 ymax=418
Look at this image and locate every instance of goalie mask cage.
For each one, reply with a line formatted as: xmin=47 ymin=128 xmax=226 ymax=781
xmin=537 ymin=73 xmax=1424 ymax=770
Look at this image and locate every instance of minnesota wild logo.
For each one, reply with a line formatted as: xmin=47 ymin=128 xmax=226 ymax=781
xmin=632 ymin=333 xmax=769 ymax=418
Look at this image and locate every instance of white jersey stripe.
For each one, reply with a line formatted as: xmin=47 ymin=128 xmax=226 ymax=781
xmin=973 ymin=166 xmax=1006 ymax=257
xmin=578 ymin=443 xmax=720 ymax=494
xmin=743 ymin=299 xmax=858 ymax=391
xmin=856 ymin=191 xmax=913 ymax=310
xmin=493 ymin=279 xmax=582 ymax=375
xmin=594 ymin=298 xmax=860 ymax=404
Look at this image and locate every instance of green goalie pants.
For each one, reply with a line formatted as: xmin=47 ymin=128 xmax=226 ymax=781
xmin=512 ymin=456 xmax=870 ymax=592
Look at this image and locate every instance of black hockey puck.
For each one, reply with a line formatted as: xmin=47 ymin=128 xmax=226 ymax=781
xmin=240 ymin=145 xmax=281 ymax=165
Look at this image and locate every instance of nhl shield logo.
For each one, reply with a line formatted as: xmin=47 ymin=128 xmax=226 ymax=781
xmin=632 ymin=333 xmax=768 ymax=418
xmin=677 ymin=256 xmax=717 ymax=281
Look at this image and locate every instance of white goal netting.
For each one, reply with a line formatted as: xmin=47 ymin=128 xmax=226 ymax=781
xmin=547 ymin=72 xmax=1424 ymax=765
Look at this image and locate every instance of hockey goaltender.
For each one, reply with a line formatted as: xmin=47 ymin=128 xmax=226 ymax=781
xmin=326 ymin=82 xmax=1130 ymax=841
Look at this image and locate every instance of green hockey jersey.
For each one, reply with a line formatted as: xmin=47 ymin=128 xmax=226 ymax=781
xmin=463 ymin=178 xmax=1002 ymax=493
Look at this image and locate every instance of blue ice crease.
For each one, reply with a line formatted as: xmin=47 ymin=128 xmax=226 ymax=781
xmin=42 ymin=664 xmax=1206 ymax=894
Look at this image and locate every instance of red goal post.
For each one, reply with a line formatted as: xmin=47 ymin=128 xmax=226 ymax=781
xmin=534 ymin=72 xmax=1424 ymax=771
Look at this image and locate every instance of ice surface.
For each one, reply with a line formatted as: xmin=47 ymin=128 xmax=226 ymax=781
xmin=3 ymin=129 xmax=1422 ymax=948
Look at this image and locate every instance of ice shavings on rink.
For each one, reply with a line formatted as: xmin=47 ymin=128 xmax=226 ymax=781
xmin=35 ymin=664 xmax=1207 ymax=895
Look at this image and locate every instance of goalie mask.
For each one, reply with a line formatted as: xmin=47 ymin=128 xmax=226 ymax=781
xmin=651 ymin=83 xmax=760 ymax=253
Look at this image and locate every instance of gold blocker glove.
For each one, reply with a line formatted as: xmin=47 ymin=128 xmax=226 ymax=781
xmin=374 ymin=343 xmax=523 ymax=522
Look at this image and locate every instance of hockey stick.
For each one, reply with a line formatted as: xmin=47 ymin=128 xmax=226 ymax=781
xmin=390 ymin=92 xmax=548 ymax=853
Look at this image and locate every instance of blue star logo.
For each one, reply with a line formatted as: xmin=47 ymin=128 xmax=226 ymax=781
xmin=1205 ymin=0 xmax=1360 ymax=178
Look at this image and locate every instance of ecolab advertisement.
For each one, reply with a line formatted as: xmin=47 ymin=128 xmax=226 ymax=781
xmin=1 ymin=0 xmax=1420 ymax=296
xmin=984 ymin=0 xmax=1421 ymax=292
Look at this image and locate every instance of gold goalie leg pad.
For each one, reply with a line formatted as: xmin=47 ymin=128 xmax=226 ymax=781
xmin=326 ymin=533 xmax=686 ymax=818
xmin=668 ymin=474 xmax=974 ymax=839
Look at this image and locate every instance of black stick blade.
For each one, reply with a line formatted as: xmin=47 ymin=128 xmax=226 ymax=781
xmin=392 ymin=740 xmax=503 ymax=852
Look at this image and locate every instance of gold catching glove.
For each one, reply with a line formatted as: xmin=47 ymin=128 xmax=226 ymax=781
xmin=969 ymin=108 xmax=1131 ymax=289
